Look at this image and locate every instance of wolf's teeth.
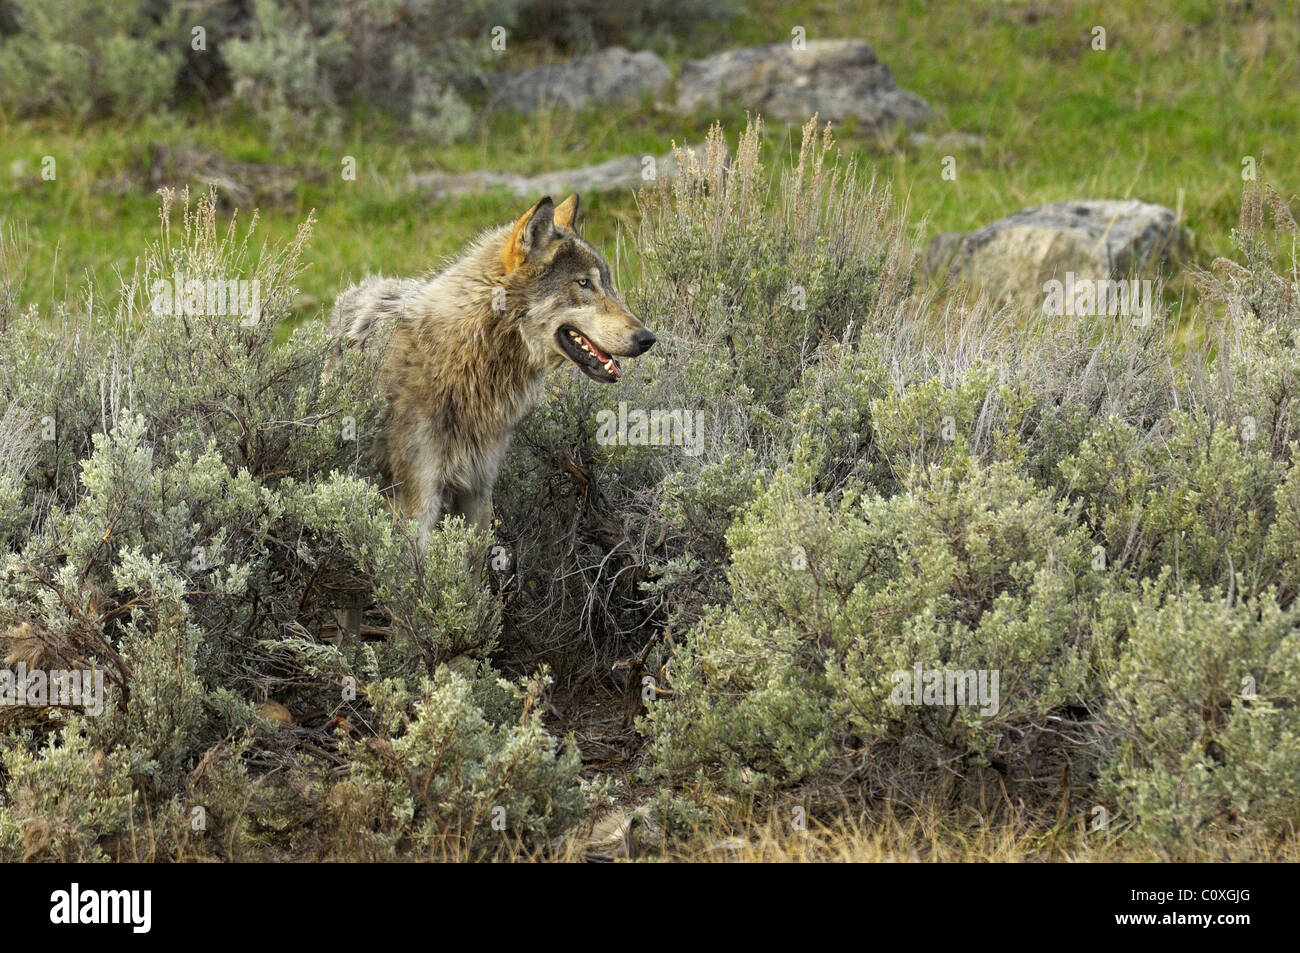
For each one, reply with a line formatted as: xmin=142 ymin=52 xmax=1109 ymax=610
xmin=603 ymin=360 xmax=615 ymax=372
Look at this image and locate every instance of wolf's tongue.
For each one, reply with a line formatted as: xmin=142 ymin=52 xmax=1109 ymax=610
xmin=581 ymin=334 xmax=611 ymax=363
xmin=569 ymin=330 xmax=620 ymax=376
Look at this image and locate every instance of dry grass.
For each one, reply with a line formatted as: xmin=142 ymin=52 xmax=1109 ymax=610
xmin=641 ymin=808 xmax=1300 ymax=863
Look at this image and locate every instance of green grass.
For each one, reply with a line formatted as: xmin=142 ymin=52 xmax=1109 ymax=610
xmin=2 ymin=0 xmax=1297 ymax=320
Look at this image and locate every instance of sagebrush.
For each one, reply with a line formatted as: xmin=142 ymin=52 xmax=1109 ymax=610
xmin=2 ymin=120 xmax=1298 ymax=860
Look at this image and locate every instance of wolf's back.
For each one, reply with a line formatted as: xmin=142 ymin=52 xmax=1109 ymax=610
xmin=322 ymin=276 xmax=420 ymax=382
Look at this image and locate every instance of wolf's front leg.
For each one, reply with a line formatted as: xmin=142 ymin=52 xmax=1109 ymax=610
xmin=445 ymin=489 xmax=495 ymax=574
xmin=452 ymin=490 xmax=494 ymax=536
xmin=399 ymin=479 xmax=444 ymax=543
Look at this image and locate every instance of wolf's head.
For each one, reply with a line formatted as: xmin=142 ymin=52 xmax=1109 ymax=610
xmin=500 ymin=194 xmax=655 ymax=382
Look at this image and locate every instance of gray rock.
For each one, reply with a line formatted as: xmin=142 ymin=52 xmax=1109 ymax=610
xmin=523 ymin=146 xmax=709 ymax=196
xmin=906 ymin=131 xmax=986 ymax=151
xmin=406 ymin=144 xmax=717 ymax=200
xmin=487 ymin=47 xmax=671 ymax=112
xmin=404 ymin=169 xmax=522 ymax=200
xmin=923 ymin=199 xmax=1188 ymax=300
xmin=676 ymin=39 xmax=930 ymax=130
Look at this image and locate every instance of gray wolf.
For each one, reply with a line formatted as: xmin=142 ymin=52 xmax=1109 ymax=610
xmin=324 ymin=193 xmax=655 ymax=536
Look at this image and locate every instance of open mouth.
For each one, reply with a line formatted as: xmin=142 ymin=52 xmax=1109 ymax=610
xmin=557 ymin=325 xmax=622 ymax=382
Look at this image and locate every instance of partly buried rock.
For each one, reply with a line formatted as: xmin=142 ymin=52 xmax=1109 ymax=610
xmin=906 ymin=131 xmax=986 ymax=151
xmin=406 ymin=144 xmax=718 ymax=200
xmin=487 ymin=47 xmax=672 ymax=111
xmin=923 ymin=199 xmax=1188 ymax=301
xmin=522 ymin=146 xmax=709 ymax=195
xmin=676 ymin=39 xmax=930 ymax=131
xmin=147 ymin=144 xmax=303 ymax=211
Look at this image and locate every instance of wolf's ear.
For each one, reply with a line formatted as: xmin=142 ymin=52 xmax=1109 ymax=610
xmin=553 ymin=193 xmax=580 ymax=231
xmin=502 ymin=196 xmax=556 ymax=273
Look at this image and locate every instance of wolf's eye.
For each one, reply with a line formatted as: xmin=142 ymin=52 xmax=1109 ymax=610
xmin=576 ymin=278 xmax=591 ymax=289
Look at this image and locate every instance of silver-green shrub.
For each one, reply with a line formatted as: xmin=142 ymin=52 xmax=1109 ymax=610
xmin=0 ymin=0 xmax=181 ymax=120
xmin=646 ymin=454 xmax=1105 ymax=811
xmin=223 ymin=0 xmax=522 ymax=144
xmin=1101 ymin=582 xmax=1300 ymax=852
xmin=323 ymin=669 xmax=584 ymax=860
